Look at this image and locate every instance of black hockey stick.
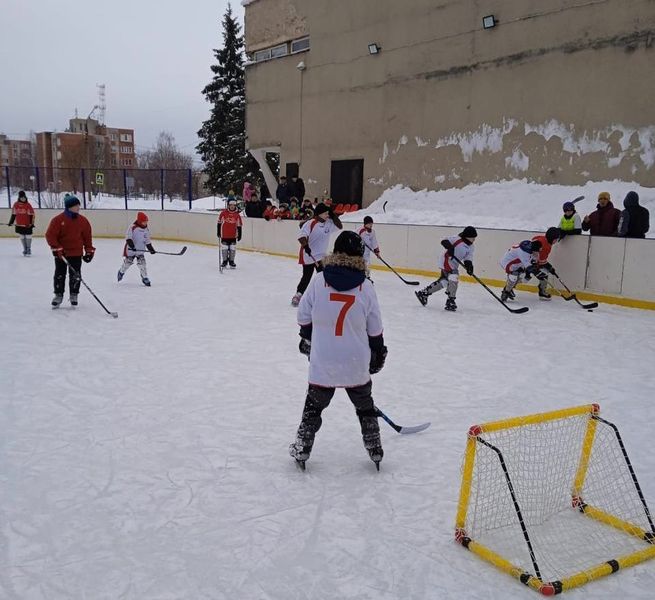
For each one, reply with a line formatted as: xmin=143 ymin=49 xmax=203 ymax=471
xmin=152 ymin=246 xmax=187 ymax=256
xmin=364 ymin=242 xmax=420 ymax=285
xmin=218 ymin=235 xmax=224 ymax=273
xmin=375 ymin=406 xmax=431 ymax=435
xmin=551 ymin=274 xmax=598 ymax=309
xmin=571 ymin=195 xmax=585 ymax=204
xmin=62 ymin=258 xmax=118 ymax=318
xmin=452 ymin=256 xmax=529 ymax=314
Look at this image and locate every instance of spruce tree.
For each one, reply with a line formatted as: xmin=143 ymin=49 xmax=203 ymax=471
xmin=197 ymin=4 xmax=258 ymax=195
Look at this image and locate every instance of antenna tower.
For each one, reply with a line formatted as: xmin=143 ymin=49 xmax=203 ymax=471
xmin=96 ymin=84 xmax=106 ymax=125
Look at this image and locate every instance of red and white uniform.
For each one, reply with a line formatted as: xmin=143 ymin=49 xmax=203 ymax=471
xmin=11 ymin=201 xmax=35 ymax=227
xmin=358 ymin=227 xmax=379 ymax=264
xmin=500 ymin=244 xmax=535 ymax=274
xmin=298 ymin=218 xmax=337 ymax=265
xmin=124 ymin=223 xmax=151 ymax=256
xmin=218 ymin=209 xmax=242 ymax=240
xmin=298 ymin=274 xmax=383 ymax=388
xmin=439 ymin=235 xmax=474 ymax=272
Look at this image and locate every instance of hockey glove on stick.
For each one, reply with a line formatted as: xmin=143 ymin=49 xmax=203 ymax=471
xmin=463 ymin=260 xmax=474 ymax=276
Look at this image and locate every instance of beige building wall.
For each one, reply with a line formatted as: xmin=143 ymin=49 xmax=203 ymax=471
xmin=244 ymin=0 xmax=655 ymax=206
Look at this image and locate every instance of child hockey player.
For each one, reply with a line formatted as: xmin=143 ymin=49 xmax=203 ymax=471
xmin=117 ymin=211 xmax=156 ymax=286
xmin=499 ymin=239 xmax=542 ymax=302
xmin=531 ymin=227 xmax=562 ymax=300
xmin=291 ymin=203 xmax=343 ymax=306
xmin=560 ymin=202 xmax=582 ymax=236
xmin=415 ymin=226 xmax=477 ymax=311
xmin=359 ymin=216 xmax=380 ymax=272
xmin=290 ymin=230 xmax=387 ymax=470
xmin=7 ymin=190 xmax=35 ymax=255
xmin=218 ymin=198 xmax=243 ymax=269
xmin=45 ymin=194 xmax=95 ymax=307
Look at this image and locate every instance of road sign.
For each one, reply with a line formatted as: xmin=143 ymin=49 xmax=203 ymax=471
xmin=95 ymin=172 xmax=104 ymax=186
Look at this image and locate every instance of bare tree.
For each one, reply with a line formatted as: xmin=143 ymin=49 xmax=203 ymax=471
xmin=137 ymin=131 xmax=194 ymax=200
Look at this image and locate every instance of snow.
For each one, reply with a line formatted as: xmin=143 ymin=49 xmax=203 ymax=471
xmin=2 ymin=238 xmax=655 ymax=599
xmin=343 ymin=180 xmax=655 ymax=237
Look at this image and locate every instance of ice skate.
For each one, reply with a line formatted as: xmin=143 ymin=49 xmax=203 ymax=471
xmin=368 ymin=446 xmax=384 ymax=471
xmin=501 ymin=289 xmax=511 ymax=302
xmin=70 ymin=294 xmax=78 ymax=306
xmin=117 ymin=270 xmax=124 ymax=282
xmin=289 ymin=441 xmax=311 ymax=470
xmin=415 ymin=290 xmax=429 ymax=306
xmin=221 ymin=260 xmax=228 ymax=268
xmin=445 ymin=297 xmax=457 ymax=311
xmin=229 ymin=261 xmax=236 ymax=269
xmin=538 ymin=289 xmax=552 ymax=301
xmin=291 ymin=292 xmax=302 ymax=307
xmin=141 ymin=277 xmax=151 ymax=287
xmin=51 ymin=294 xmax=64 ymax=308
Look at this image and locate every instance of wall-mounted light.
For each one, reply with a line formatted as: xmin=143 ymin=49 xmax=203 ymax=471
xmin=296 ymin=61 xmax=306 ymax=71
xmin=368 ymin=43 xmax=381 ymax=55
xmin=482 ymin=15 xmax=497 ymax=29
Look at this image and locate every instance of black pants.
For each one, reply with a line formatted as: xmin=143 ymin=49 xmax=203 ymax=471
xmin=296 ymin=262 xmax=323 ymax=294
xmin=294 ymin=381 xmax=381 ymax=453
xmin=54 ymin=256 xmax=82 ymax=295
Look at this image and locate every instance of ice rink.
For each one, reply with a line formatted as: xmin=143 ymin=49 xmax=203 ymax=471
xmin=2 ymin=237 xmax=655 ymax=599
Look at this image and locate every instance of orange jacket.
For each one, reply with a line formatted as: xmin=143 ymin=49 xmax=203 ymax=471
xmin=531 ymin=234 xmax=552 ymax=265
xmin=45 ymin=212 xmax=94 ymax=256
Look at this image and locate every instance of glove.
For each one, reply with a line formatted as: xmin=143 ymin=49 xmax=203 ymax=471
xmin=52 ymin=247 xmax=64 ymax=258
xmin=304 ymin=245 xmax=312 ymax=257
xmin=82 ymin=252 xmax=94 ymax=263
xmin=463 ymin=260 xmax=474 ymax=276
xmin=299 ymin=338 xmax=311 ymax=358
xmin=369 ymin=346 xmax=388 ymax=374
xmin=544 ymin=262 xmax=557 ymax=277
xmin=441 ymin=239 xmax=455 ymax=257
xmin=217 ymin=225 xmax=222 ymax=237
xmin=126 ymin=238 xmax=135 ymax=250
xmin=6 ymin=223 xmax=12 ymax=227
xmin=237 ymin=227 xmax=242 ymax=242
xmin=146 ymin=244 xmax=156 ymax=254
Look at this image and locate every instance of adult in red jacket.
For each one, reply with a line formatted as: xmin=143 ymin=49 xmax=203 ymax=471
xmin=45 ymin=194 xmax=95 ymax=307
xmin=530 ymin=227 xmax=562 ymax=300
xmin=582 ymin=192 xmax=621 ymax=236
xmin=7 ymin=190 xmax=36 ymax=256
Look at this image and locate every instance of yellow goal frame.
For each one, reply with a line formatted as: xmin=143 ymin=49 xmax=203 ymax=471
xmin=454 ymin=404 xmax=655 ymax=595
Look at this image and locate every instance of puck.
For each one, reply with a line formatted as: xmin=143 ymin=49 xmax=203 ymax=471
xmin=587 ymin=309 xmax=593 ymax=312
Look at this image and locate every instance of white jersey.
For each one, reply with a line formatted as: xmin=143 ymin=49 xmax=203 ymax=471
xmin=358 ymin=227 xmax=379 ymax=263
xmin=500 ymin=244 xmax=534 ymax=273
xmin=297 ymin=273 xmax=384 ymax=388
xmin=125 ymin=224 xmax=151 ymax=256
xmin=298 ymin=218 xmax=337 ymax=265
xmin=438 ymin=236 xmax=474 ymax=272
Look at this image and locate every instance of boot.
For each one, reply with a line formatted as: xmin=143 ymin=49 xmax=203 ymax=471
xmin=229 ymin=261 xmax=236 ymax=269
xmin=445 ymin=297 xmax=457 ymax=311
xmin=415 ymin=290 xmax=429 ymax=306
xmin=51 ymin=294 xmax=64 ymax=307
xmin=291 ymin=292 xmax=302 ymax=307
xmin=508 ymin=289 xmax=516 ymax=300
xmin=117 ymin=270 xmax=124 ymax=282
xmin=289 ymin=440 xmax=311 ymax=470
xmin=221 ymin=260 xmax=229 ymax=268
xmin=141 ymin=277 xmax=151 ymax=287
xmin=538 ymin=287 xmax=552 ymax=301
xmin=70 ymin=294 xmax=78 ymax=306
xmin=501 ymin=289 xmax=511 ymax=302
xmin=367 ymin=446 xmax=384 ymax=470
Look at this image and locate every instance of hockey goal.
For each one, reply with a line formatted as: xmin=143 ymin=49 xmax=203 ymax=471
xmin=455 ymin=404 xmax=655 ymax=595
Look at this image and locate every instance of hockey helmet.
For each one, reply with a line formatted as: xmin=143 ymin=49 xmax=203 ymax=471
xmin=333 ymin=230 xmax=365 ymax=257
xmin=545 ymin=227 xmax=562 ymax=244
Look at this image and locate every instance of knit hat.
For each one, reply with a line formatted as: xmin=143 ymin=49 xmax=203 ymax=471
xmin=562 ymin=202 xmax=575 ymax=212
xmin=314 ymin=203 xmax=329 ymax=217
xmin=18 ymin=190 xmax=27 ymax=200
xmin=363 ymin=216 xmax=374 ymax=225
xmin=136 ymin=211 xmax=148 ymax=223
xmin=459 ymin=226 xmax=478 ymax=239
xmin=333 ymin=230 xmax=365 ymax=257
xmin=598 ymin=191 xmax=611 ymax=201
xmin=624 ymin=191 xmax=639 ymax=208
xmin=64 ymin=194 xmax=81 ymax=209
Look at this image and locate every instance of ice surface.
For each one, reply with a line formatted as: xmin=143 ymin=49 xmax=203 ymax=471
xmin=1 ymin=238 xmax=655 ymax=599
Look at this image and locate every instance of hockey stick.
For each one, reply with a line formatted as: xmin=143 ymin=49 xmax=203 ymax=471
xmin=364 ymin=242 xmax=420 ymax=285
xmin=571 ymin=195 xmax=585 ymax=204
xmin=375 ymin=406 xmax=431 ymax=435
xmin=551 ymin=274 xmax=598 ymax=309
xmin=152 ymin=246 xmax=187 ymax=256
xmin=218 ymin=233 xmax=224 ymax=273
xmin=62 ymin=258 xmax=118 ymax=318
xmin=452 ymin=256 xmax=529 ymax=314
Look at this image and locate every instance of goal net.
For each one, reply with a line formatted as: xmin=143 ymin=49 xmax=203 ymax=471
xmin=455 ymin=404 xmax=655 ymax=595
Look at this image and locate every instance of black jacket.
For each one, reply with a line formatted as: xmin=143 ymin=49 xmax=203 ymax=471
xmin=276 ymin=183 xmax=291 ymax=204
xmin=618 ymin=192 xmax=650 ymax=238
xmin=288 ymin=178 xmax=306 ymax=201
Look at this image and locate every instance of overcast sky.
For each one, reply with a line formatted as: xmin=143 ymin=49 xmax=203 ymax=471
xmin=0 ymin=0 xmax=240 ymax=164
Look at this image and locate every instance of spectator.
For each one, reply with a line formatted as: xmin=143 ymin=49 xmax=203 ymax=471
xmin=559 ymin=202 xmax=582 ymax=236
xmin=263 ymin=201 xmax=276 ymax=221
xmin=243 ymin=181 xmax=255 ymax=203
xmin=581 ymin=192 xmax=621 ymax=236
xmin=288 ymin=175 xmax=305 ymax=201
xmin=276 ymin=176 xmax=291 ymax=205
xmin=289 ymin=198 xmax=300 ymax=219
xmin=618 ymin=191 xmax=650 ymax=238
xmin=277 ymin=203 xmax=291 ymax=220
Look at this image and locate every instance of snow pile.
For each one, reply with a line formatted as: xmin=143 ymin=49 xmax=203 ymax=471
xmin=343 ymin=180 xmax=655 ymax=236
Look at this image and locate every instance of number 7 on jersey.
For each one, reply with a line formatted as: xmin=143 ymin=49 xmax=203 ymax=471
xmin=330 ymin=293 xmax=356 ymax=336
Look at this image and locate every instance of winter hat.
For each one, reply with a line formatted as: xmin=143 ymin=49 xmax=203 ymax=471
xmin=333 ymin=230 xmax=365 ymax=257
xmin=18 ymin=190 xmax=27 ymax=200
xmin=598 ymin=191 xmax=611 ymax=201
xmin=562 ymin=201 xmax=575 ymax=212
xmin=64 ymin=194 xmax=81 ymax=209
xmin=459 ymin=226 xmax=478 ymax=239
xmin=314 ymin=203 xmax=329 ymax=217
xmin=363 ymin=216 xmax=374 ymax=225
xmin=136 ymin=211 xmax=148 ymax=223
xmin=624 ymin=191 xmax=639 ymax=208
xmin=545 ymin=227 xmax=562 ymax=244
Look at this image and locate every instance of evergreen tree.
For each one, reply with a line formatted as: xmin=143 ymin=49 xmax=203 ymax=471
xmin=197 ymin=4 xmax=259 ymax=195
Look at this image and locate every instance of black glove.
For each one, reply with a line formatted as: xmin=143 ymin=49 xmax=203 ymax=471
xmin=441 ymin=239 xmax=455 ymax=257
xmin=52 ymin=247 xmax=64 ymax=258
xmin=544 ymin=262 xmax=557 ymax=277
xmin=217 ymin=224 xmax=222 ymax=238
xmin=147 ymin=243 xmax=156 ymax=254
xmin=126 ymin=238 xmax=135 ymax=250
xmin=82 ymin=252 xmax=94 ymax=263
xmin=237 ymin=227 xmax=242 ymax=242
xmin=369 ymin=346 xmax=388 ymax=374
xmin=299 ymin=338 xmax=311 ymax=358
xmin=6 ymin=223 xmax=12 ymax=227
xmin=304 ymin=245 xmax=312 ymax=257
xmin=463 ymin=260 xmax=474 ymax=276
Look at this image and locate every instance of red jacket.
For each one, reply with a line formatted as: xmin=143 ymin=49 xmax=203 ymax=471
xmin=45 ymin=212 xmax=94 ymax=256
xmin=11 ymin=200 xmax=35 ymax=227
xmin=218 ymin=209 xmax=242 ymax=239
xmin=582 ymin=202 xmax=621 ymax=236
xmin=531 ymin=235 xmax=552 ymax=265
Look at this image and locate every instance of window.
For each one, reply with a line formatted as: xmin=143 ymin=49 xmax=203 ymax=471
xmin=109 ymin=133 xmax=117 ymax=141
xmin=291 ymin=37 xmax=310 ymax=53
xmin=120 ymin=133 xmax=132 ymax=142
xmin=120 ymin=146 xmax=132 ymax=154
xmin=122 ymin=158 xmax=133 ymax=167
xmin=271 ymin=44 xmax=288 ymax=58
xmin=254 ymin=48 xmax=271 ymax=62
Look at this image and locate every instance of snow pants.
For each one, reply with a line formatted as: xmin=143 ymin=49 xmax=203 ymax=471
xmin=120 ymin=254 xmax=148 ymax=278
xmin=424 ymin=268 xmax=459 ymax=298
xmin=54 ymin=256 xmax=82 ymax=295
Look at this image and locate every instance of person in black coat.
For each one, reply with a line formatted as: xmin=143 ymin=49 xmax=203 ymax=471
xmin=288 ymin=175 xmax=306 ymax=202
xmin=276 ymin=176 xmax=291 ymax=204
xmin=618 ymin=191 xmax=650 ymax=238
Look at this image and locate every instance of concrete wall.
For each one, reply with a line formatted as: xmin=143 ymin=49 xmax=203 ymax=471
xmin=244 ymin=0 xmax=655 ymax=205
xmin=3 ymin=208 xmax=654 ymax=308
